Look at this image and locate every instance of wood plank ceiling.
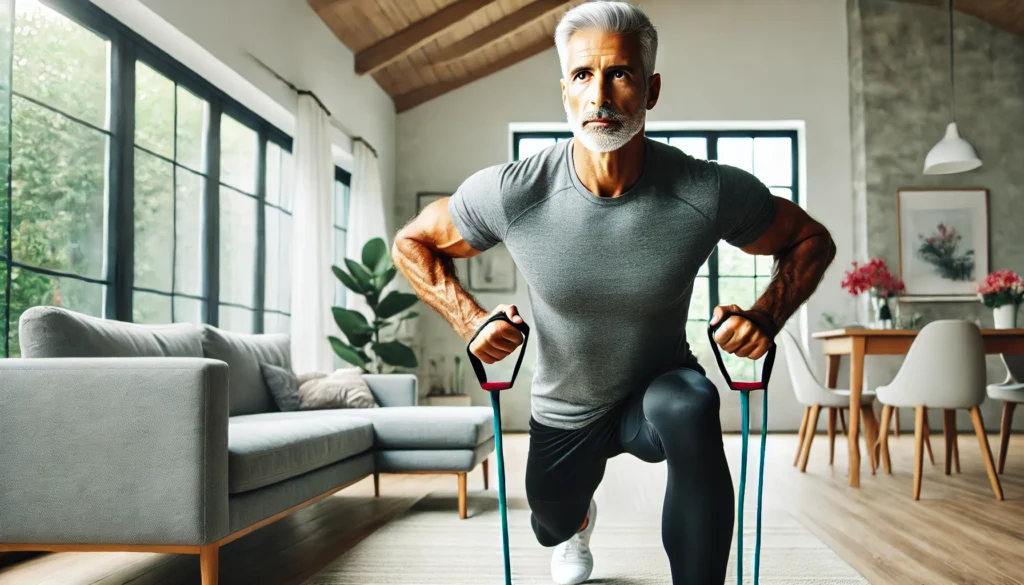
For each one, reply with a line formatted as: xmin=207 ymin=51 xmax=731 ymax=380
xmin=308 ymin=0 xmax=587 ymax=112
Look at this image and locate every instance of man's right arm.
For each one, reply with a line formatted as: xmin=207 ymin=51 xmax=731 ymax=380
xmin=391 ymin=196 xmax=489 ymax=341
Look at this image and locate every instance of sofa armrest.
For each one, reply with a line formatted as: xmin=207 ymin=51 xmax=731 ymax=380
xmin=363 ymin=373 xmax=417 ymax=407
xmin=0 ymin=357 xmax=230 ymax=545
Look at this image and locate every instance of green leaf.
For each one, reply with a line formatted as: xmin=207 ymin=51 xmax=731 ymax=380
xmin=372 ymin=341 xmax=418 ymax=368
xmin=376 ymin=291 xmax=420 ymax=319
xmin=398 ymin=311 xmax=419 ymax=321
xmin=329 ymin=336 xmax=367 ymax=368
xmin=346 ymin=259 xmax=375 ymax=291
xmin=378 ymin=266 xmax=397 ymax=290
xmin=332 ymin=307 xmax=375 ymax=346
xmin=362 ymin=238 xmax=390 ymax=275
xmin=332 ymin=265 xmax=366 ymax=294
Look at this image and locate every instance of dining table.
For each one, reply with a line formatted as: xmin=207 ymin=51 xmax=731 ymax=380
xmin=810 ymin=327 xmax=1024 ymax=487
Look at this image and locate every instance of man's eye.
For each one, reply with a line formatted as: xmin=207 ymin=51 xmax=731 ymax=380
xmin=575 ymin=71 xmax=588 ymax=80
xmin=614 ymin=71 xmax=626 ymax=79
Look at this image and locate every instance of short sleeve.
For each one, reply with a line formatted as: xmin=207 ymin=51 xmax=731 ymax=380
xmin=715 ymin=163 xmax=777 ymax=248
xmin=447 ymin=165 xmax=507 ymax=252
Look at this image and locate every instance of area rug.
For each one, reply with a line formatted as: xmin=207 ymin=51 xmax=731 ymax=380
xmin=302 ymin=491 xmax=869 ymax=585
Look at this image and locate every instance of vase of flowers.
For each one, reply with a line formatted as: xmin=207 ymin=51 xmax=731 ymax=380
xmin=841 ymin=259 xmax=906 ymax=329
xmin=977 ymin=270 xmax=1024 ymax=329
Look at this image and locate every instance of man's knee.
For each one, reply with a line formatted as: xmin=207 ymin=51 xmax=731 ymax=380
xmin=642 ymin=368 xmax=721 ymax=436
xmin=529 ymin=496 xmax=588 ymax=547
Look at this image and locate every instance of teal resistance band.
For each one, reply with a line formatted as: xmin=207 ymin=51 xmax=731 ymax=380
xmin=708 ymin=313 xmax=776 ymax=585
xmin=466 ymin=313 xmax=531 ymax=585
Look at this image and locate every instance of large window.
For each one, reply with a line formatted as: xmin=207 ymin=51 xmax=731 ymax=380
xmin=512 ymin=130 xmax=799 ymax=379
xmin=1 ymin=0 xmax=351 ymax=356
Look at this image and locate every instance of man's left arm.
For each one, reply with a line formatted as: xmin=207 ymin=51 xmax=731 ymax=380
xmin=710 ymin=167 xmax=836 ymax=360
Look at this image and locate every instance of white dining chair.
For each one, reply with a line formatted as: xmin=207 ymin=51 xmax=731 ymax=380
xmin=875 ymin=320 xmax=1003 ymax=501
xmin=986 ymin=353 xmax=1024 ymax=474
xmin=780 ymin=329 xmax=879 ymax=472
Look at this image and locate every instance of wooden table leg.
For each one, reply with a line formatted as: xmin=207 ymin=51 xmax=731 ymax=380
xmin=847 ymin=338 xmax=866 ymax=487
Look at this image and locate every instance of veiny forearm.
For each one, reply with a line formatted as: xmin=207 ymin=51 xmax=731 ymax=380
xmin=392 ymin=237 xmax=487 ymax=341
xmin=752 ymin=229 xmax=836 ymax=329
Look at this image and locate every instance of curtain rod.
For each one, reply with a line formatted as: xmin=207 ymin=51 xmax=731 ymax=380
xmin=246 ymin=52 xmax=379 ymax=160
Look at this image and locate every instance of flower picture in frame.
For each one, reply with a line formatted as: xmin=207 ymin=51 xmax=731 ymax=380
xmin=468 ymin=244 xmax=517 ymax=293
xmin=897 ymin=188 xmax=988 ymax=299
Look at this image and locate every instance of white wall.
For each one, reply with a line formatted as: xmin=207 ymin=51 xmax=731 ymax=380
xmin=93 ymin=0 xmax=397 ymax=233
xmin=396 ymin=0 xmax=853 ymax=432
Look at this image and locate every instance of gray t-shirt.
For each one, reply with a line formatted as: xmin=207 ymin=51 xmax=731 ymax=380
xmin=449 ymin=137 xmax=776 ymax=430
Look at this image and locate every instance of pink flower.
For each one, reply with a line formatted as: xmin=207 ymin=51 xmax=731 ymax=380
xmin=841 ymin=258 xmax=905 ymax=296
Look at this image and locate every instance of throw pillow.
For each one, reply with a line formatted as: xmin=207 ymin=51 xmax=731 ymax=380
xmin=298 ymin=367 xmax=379 ymax=410
xmin=260 ymin=362 xmax=300 ymax=412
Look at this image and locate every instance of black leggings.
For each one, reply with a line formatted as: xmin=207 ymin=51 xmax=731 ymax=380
xmin=526 ymin=367 xmax=735 ymax=585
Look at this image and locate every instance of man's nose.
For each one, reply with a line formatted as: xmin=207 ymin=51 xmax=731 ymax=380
xmin=587 ymin=74 xmax=612 ymax=108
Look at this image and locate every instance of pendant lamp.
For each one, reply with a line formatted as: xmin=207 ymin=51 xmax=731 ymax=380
xmin=923 ymin=0 xmax=981 ymax=175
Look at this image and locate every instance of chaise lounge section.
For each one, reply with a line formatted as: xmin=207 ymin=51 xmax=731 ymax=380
xmin=0 ymin=306 xmax=494 ymax=584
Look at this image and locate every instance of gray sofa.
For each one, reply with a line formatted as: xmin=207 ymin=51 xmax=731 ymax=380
xmin=0 ymin=306 xmax=495 ymax=585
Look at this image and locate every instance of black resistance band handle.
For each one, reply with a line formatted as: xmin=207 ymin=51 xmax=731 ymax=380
xmin=707 ymin=310 xmax=777 ymax=391
xmin=466 ymin=313 xmax=530 ymax=391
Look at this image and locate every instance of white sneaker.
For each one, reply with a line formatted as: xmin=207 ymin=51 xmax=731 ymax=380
xmin=550 ymin=499 xmax=597 ymax=585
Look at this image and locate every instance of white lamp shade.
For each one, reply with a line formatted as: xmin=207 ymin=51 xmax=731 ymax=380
xmin=924 ymin=122 xmax=982 ymax=175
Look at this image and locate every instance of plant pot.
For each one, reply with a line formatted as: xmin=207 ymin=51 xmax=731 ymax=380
xmin=993 ymin=304 xmax=1019 ymax=329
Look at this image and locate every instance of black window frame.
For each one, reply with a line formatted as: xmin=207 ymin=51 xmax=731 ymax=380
xmin=511 ymin=129 xmax=800 ymax=318
xmin=1 ymin=0 xmax=351 ymax=355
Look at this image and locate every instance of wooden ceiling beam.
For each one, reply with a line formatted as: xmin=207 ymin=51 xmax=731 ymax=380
xmin=307 ymin=0 xmax=361 ymax=13
xmin=395 ymin=35 xmax=554 ymax=113
xmin=429 ymin=0 xmax=574 ymax=65
xmin=355 ymin=0 xmax=501 ymax=76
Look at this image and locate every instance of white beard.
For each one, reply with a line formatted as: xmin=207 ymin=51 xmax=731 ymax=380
xmin=564 ymin=94 xmax=647 ymax=153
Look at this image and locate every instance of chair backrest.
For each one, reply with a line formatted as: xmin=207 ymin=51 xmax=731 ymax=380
xmin=779 ymin=329 xmax=828 ymax=405
xmin=1000 ymin=353 xmax=1024 ymax=383
xmin=890 ymin=320 xmax=986 ymax=408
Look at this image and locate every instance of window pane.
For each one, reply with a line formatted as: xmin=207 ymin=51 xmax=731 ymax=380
xmin=133 ymin=290 xmax=171 ymax=324
xmin=769 ymin=187 xmax=792 ymax=201
xmin=334 ymin=180 xmax=349 ymax=227
xmin=717 ymin=243 xmax=755 ymax=277
xmin=265 ymin=206 xmax=280 ymax=310
xmin=518 ymin=138 xmax=555 ymax=160
xmin=685 ymin=320 xmax=711 ymax=371
xmin=280 ymin=212 xmax=292 ymax=311
xmin=699 ymin=256 xmax=709 ymax=276
xmin=716 ymin=137 xmax=753 ymax=173
xmin=668 ymin=137 xmax=707 ymax=160
xmin=721 ymin=347 xmax=756 ymax=382
xmin=689 ymin=277 xmax=708 ymax=320
xmin=134 ymin=149 xmax=174 ymax=292
xmin=754 ymin=137 xmax=792 ymax=187
xmin=13 ymin=0 xmax=109 ymax=129
xmin=281 ymin=151 xmax=294 ymax=211
xmin=756 ymin=254 xmax=774 ymax=277
xmin=334 ymin=227 xmax=346 ymax=306
xmin=174 ymin=296 xmax=203 ymax=325
xmin=175 ymin=168 xmax=204 ymax=296
xmin=264 ymin=311 xmax=289 ymax=335
xmin=176 ymin=86 xmax=207 ymax=172
xmin=11 ymin=98 xmax=107 ymax=278
xmin=219 ymin=304 xmax=254 ymax=334
xmin=8 ymin=267 xmax=104 ymax=356
xmin=220 ymin=114 xmax=256 ymax=193
xmin=755 ymin=276 xmax=771 ymax=300
xmin=647 ymin=136 xmax=668 ymax=144
xmin=134 ymin=61 xmax=173 ymax=159
xmin=219 ymin=187 xmax=256 ymax=306
xmin=265 ymin=141 xmax=281 ymax=207
xmin=719 ymin=277 xmax=755 ymax=309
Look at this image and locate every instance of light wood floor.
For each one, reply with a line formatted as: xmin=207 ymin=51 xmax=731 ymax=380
xmin=1 ymin=431 xmax=1023 ymax=585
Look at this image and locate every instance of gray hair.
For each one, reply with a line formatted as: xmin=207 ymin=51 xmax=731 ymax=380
xmin=555 ymin=1 xmax=658 ymax=80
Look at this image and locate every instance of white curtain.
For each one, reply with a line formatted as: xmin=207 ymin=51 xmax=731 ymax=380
xmin=289 ymin=94 xmax=335 ymax=374
xmin=345 ymin=140 xmax=390 ymax=322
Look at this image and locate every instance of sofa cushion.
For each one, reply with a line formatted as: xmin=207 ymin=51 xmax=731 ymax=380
xmin=18 ymin=306 xmax=203 ymax=358
xmin=232 ymin=406 xmax=494 ymax=450
xmin=200 ymin=325 xmax=290 ymax=416
xmin=228 ymin=414 xmax=373 ymax=494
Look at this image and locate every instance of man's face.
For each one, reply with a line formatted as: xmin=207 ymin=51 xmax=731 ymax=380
xmin=561 ymin=29 xmax=659 ymax=153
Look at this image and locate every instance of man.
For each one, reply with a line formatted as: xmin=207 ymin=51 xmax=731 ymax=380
xmin=391 ymin=1 xmax=835 ymax=583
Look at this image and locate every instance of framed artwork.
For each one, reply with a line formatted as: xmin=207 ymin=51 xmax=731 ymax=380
xmin=416 ymin=191 xmax=449 ymax=213
xmin=897 ymin=188 xmax=988 ymax=300
xmin=468 ymin=245 xmax=517 ymax=293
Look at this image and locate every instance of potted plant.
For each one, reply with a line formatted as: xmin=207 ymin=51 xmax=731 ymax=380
xmin=977 ymin=270 xmax=1024 ymax=329
xmin=329 ymin=237 xmax=421 ymax=373
xmin=841 ymin=258 xmax=905 ymax=329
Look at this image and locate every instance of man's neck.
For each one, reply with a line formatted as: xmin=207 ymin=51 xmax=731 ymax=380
xmin=572 ymin=133 xmax=646 ymax=198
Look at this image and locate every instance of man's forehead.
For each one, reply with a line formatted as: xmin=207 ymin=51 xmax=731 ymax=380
xmin=566 ymin=30 xmax=641 ymax=66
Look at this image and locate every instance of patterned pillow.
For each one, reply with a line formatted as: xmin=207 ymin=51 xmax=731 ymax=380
xmin=298 ymin=367 xmax=379 ymax=410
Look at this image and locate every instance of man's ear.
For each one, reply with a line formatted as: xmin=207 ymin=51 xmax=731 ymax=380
xmin=646 ymin=73 xmax=661 ymax=109
xmin=560 ymin=78 xmax=567 ymax=105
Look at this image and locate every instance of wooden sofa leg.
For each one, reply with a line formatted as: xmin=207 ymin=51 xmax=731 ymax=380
xmin=458 ymin=472 xmax=467 ymax=519
xmin=483 ymin=457 xmax=490 ymax=490
xmin=200 ymin=543 xmax=219 ymax=585
xmin=374 ymin=472 xmax=380 ymax=497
